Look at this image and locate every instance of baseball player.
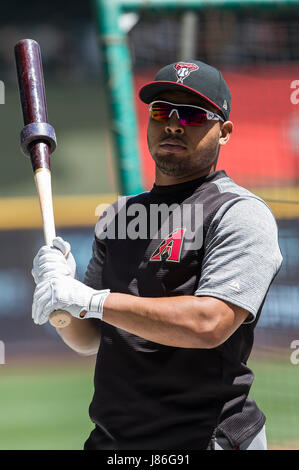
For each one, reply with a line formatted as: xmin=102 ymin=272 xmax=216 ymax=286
xmin=31 ymin=60 xmax=282 ymax=450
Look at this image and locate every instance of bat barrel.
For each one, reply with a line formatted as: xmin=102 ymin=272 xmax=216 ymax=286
xmin=15 ymin=39 xmax=48 ymax=125
xmin=15 ymin=39 xmax=57 ymax=171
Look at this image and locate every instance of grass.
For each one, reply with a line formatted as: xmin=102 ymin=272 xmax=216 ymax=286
xmin=0 ymin=355 xmax=298 ymax=450
xmin=248 ymin=355 xmax=299 ymax=449
xmin=0 ymin=359 xmax=95 ymax=450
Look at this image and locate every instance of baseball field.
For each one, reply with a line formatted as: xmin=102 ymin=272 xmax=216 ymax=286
xmin=0 ymin=357 xmax=96 ymax=450
xmin=0 ymin=2 xmax=298 ymax=452
xmin=249 ymin=354 xmax=299 ymax=449
xmin=1 ymin=354 xmax=298 ymax=450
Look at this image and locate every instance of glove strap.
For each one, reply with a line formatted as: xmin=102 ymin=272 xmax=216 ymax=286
xmin=79 ymin=289 xmax=110 ymax=320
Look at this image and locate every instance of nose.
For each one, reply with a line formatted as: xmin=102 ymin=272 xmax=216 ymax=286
xmin=165 ymin=110 xmax=184 ymax=135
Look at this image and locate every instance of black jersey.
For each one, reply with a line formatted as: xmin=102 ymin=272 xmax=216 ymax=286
xmin=83 ymin=170 xmax=282 ymax=450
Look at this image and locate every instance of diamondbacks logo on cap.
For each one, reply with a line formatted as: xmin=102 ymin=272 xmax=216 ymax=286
xmin=223 ymin=100 xmax=228 ymax=110
xmin=174 ymin=62 xmax=199 ymax=84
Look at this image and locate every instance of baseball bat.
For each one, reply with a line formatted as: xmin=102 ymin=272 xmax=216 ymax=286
xmin=14 ymin=39 xmax=72 ymax=328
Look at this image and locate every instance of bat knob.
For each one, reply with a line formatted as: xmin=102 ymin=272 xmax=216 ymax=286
xmin=49 ymin=310 xmax=72 ymax=328
xmin=20 ymin=122 xmax=57 ymax=156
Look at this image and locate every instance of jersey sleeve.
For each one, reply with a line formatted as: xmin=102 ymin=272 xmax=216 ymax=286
xmin=194 ymin=198 xmax=283 ymax=323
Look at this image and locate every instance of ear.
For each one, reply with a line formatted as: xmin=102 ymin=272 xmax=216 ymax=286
xmin=219 ymin=121 xmax=233 ymax=146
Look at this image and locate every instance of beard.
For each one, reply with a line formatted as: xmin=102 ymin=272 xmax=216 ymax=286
xmin=152 ymin=142 xmax=220 ymax=177
xmin=153 ymin=152 xmax=190 ymax=176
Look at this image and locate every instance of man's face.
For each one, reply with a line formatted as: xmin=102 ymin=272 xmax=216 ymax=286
xmin=147 ymin=90 xmax=230 ymax=179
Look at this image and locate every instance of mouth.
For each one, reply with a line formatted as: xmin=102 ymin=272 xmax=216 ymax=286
xmin=159 ymin=139 xmax=187 ymax=153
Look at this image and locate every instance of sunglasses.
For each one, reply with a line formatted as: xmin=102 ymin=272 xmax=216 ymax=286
xmin=149 ymin=100 xmax=224 ymax=126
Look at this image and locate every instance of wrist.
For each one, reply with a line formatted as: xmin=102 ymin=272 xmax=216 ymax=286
xmin=79 ymin=289 xmax=110 ymax=320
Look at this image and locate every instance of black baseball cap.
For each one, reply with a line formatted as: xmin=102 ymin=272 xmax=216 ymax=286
xmin=139 ymin=60 xmax=231 ymax=121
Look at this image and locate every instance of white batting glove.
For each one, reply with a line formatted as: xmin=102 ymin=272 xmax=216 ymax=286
xmin=32 ymin=237 xmax=76 ymax=284
xmin=32 ymin=275 xmax=110 ymax=325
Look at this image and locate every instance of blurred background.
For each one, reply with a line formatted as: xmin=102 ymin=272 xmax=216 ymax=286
xmin=0 ymin=0 xmax=299 ymax=450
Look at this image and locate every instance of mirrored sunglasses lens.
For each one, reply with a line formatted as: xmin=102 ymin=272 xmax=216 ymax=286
xmin=150 ymin=102 xmax=209 ymax=125
xmin=179 ymin=107 xmax=208 ymax=126
xmin=150 ymin=103 xmax=172 ymax=121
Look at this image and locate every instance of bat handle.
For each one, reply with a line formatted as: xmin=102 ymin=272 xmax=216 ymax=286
xmin=48 ymin=245 xmax=72 ymax=329
xmin=34 ymin=168 xmax=72 ymax=329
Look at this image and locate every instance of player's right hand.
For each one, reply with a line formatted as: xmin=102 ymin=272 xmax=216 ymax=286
xmin=32 ymin=236 xmax=76 ymax=284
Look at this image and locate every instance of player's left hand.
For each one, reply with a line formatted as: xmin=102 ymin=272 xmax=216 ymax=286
xmin=32 ymin=275 xmax=110 ymax=325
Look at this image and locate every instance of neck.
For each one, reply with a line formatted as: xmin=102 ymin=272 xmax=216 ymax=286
xmin=154 ymin=165 xmax=216 ymax=186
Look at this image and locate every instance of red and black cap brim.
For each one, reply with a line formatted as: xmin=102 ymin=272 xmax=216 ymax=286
xmin=139 ymin=80 xmax=224 ymax=117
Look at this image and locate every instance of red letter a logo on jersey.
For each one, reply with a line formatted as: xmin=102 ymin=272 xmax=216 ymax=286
xmin=150 ymin=228 xmax=185 ymax=263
